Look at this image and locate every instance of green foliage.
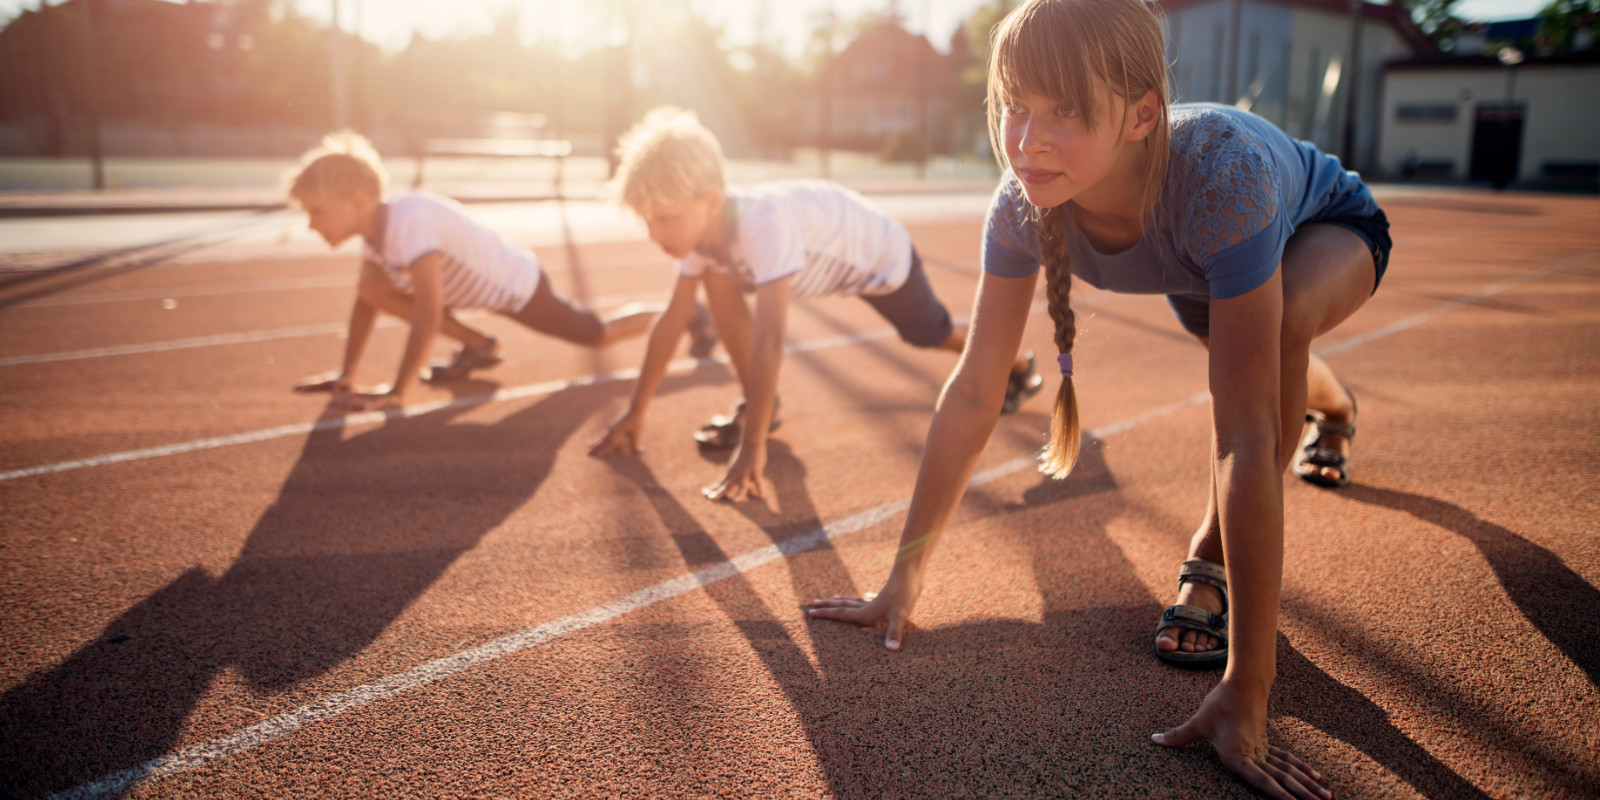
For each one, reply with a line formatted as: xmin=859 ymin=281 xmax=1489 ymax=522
xmin=1539 ymin=0 xmax=1599 ymax=51
xmin=1393 ymin=0 xmax=1463 ymax=49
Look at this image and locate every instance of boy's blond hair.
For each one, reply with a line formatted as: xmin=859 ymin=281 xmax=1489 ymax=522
xmin=286 ymin=130 xmax=388 ymax=205
xmin=608 ymin=106 xmax=725 ymax=214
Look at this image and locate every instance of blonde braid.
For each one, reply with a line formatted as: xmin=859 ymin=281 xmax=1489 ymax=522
xmin=1037 ymin=205 xmax=1081 ymax=478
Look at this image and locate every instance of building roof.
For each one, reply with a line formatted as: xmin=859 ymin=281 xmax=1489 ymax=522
xmin=1153 ymin=0 xmax=1434 ymax=54
xmin=1386 ymin=49 xmax=1600 ymax=72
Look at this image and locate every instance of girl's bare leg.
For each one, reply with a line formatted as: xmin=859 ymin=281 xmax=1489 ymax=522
xmin=1157 ymin=224 xmax=1377 ymax=656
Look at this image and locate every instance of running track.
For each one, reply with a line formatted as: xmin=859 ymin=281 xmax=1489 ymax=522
xmin=1 ymin=189 xmax=1596 ymax=799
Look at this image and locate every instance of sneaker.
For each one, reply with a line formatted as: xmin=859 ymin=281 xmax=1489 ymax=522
xmin=687 ymin=302 xmax=719 ymax=358
xmin=1001 ymin=353 xmax=1044 ymax=414
xmin=425 ymin=337 xmax=502 ymax=382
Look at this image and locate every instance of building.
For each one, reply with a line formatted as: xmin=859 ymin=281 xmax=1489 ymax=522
xmin=1379 ymin=50 xmax=1600 ymax=187
xmin=1154 ymin=0 xmax=1429 ymax=172
xmin=802 ymin=17 xmax=959 ymax=157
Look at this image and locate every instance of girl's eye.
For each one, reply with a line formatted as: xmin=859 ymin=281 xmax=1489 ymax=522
xmin=1003 ymin=101 xmax=1025 ymax=115
xmin=1056 ymin=104 xmax=1077 ymax=118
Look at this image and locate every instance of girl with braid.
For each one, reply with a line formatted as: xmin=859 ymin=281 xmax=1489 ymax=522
xmin=808 ymin=1 xmax=1389 ymax=797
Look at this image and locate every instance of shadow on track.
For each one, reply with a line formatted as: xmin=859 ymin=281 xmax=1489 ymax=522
xmin=0 ymin=378 xmax=614 ymax=798
xmin=0 ymin=210 xmax=285 ymax=310
xmin=613 ymin=433 xmax=1497 ymax=797
xmin=1341 ymin=484 xmax=1600 ymax=687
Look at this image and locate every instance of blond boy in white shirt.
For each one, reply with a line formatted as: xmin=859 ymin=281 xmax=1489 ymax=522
xmin=286 ymin=132 xmax=712 ymax=410
xmin=589 ymin=108 xmax=1042 ymax=500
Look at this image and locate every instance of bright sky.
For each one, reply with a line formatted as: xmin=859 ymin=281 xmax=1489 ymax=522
xmin=0 ymin=0 xmax=1561 ymax=54
xmin=297 ymin=0 xmax=997 ymax=56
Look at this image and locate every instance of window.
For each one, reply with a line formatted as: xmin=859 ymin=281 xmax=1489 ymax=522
xmin=1396 ymin=103 xmax=1458 ymax=122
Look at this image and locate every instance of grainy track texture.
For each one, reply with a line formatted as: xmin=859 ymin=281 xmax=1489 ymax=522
xmin=1 ymin=188 xmax=1596 ymax=799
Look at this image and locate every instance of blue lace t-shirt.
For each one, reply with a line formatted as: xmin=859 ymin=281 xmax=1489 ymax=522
xmin=982 ymin=103 xmax=1377 ymax=299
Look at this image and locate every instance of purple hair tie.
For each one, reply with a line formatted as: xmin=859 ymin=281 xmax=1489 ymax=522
xmin=1057 ymin=353 xmax=1074 ymax=378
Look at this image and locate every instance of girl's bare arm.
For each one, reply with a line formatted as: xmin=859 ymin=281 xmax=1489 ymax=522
xmin=1156 ymin=268 xmax=1329 ymax=800
xmin=808 ymin=270 xmax=1038 ymax=647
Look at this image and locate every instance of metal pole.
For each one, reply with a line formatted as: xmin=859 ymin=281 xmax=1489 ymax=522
xmin=329 ymin=0 xmax=348 ymax=129
xmin=1225 ymin=0 xmax=1240 ymax=104
xmin=553 ymin=0 xmax=565 ymax=197
xmin=918 ymin=0 xmax=930 ymax=179
xmin=76 ymin=0 xmax=105 ymax=190
xmin=820 ymin=4 xmax=834 ymax=179
xmin=1340 ymin=0 xmax=1362 ymax=168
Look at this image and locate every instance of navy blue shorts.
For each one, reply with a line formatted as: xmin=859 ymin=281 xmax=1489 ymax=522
xmin=506 ymin=275 xmax=605 ymax=345
xmin=861 ymin=247 xmax=954 ymax=348
xmin=1166 ymin=207 xmax=1392 ymax=338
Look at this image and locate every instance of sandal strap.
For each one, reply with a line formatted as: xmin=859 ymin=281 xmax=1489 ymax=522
xmin=1178 ymin=559 xmax=1227 ymax=591
xmin=1160 ymin=604 xmax=1228 ymax=642
xmin=1306 ymin=409 xmax=1356 ymax=441
xmin=1300 ymin=447 xmax=1348 ymax=469
xmin=1008 ymin=354 xmax=1037 ymax=390
xmin=1177 ymin=558 xmax=1228 ymax=616
xmin=1315 ymin=418 xmax=1356 ymax=440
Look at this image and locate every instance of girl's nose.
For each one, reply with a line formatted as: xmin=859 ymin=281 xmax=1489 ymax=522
xmin=1018 ymin=117 xmax=1050 ymax=153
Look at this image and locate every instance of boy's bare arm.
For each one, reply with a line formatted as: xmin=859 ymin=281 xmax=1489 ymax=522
xmin=295 ymin=261 xmax=380 ymax=394
xmin=589 ymin=275 xmax=701 ymax=456
xmin=703 ymin=276 xmax=789 ymax=501
xmin=393 ymin=252 xmax=446 ymax=401
xmin=347 ymin=252 xmax=444 ymax=410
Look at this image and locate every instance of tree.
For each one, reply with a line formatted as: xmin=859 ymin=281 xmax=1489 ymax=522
xmin=1539 ymin=0 xmax=1599 ymax=52
xmin=1393 ymin=0 xmax=1463 ymax=51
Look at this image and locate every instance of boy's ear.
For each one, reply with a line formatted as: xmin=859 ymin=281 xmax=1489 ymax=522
xmin=350 ymin=190 xmax=379 ymax=215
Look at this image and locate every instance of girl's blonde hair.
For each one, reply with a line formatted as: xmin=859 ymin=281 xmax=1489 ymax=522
xmin=286 ymin=130 xmax=388 ymax=205
xmin=608 ymin=106 xmax=726 ymax=215
xmin=984 ymin=0 xmax=1171 ymax=478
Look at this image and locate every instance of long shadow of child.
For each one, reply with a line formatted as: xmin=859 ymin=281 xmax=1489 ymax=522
xmin=0 ymin=380 xmax=617 ymax=797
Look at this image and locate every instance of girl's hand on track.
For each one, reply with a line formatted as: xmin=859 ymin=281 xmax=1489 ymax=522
xmin=1152 ymin=679 xmax=1330 ymax=800
xmin=807 ymin=569 xmax=922 ymax=650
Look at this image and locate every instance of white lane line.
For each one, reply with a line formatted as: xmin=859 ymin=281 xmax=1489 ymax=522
xmin=46 ymin=397 xmax=1192 ymax=800
xmin=12 ymin=275 xmax=358 ymax=308
xmin=1317 ymin=248 xmax=1599 ymax=358
xmin=0 ymin=328 xmax=902 ymax=483
xmin=0 ymin=291 xmax=669 ymax=367
xmin=45 ymin=252 xmax=1586 ymax=798
xmin=0 ymin=321 xmax=384 ymax=367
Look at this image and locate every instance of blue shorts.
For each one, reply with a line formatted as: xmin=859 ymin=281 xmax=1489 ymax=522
xmin=861 ymin=247 xmax=954 ymax=348
xmin=1166 ymin=207 xmax=1392 ymax=338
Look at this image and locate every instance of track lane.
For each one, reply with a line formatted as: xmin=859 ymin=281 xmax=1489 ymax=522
xmin=1 ymin=190 xmax=1597 ymax=799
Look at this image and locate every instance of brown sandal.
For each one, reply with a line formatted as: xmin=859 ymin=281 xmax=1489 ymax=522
xmin=1295 ymin=387 xmax=1357 ymax=488
xmin=1154 ymin=559 xmax=1229 ymax=670
xmin=693 ymin=397 xmax=782 ymax=450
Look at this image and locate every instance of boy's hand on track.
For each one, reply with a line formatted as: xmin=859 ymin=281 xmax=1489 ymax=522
xmin=342 ymin=387 xmax=403 ymax=412
xmin=702 ymin=447 xmax=766 ymax=501
xmin=589 ymin=414 xmax=645 ymax=457
xmin=294 ymin=371 xmax=351 ymax=394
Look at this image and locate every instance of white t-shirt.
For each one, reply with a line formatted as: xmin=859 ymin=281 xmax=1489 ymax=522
xmin=362 ymin=191 xmax=542 ymax=314
xmin=677 ymin=181 xmax=913 ymax=298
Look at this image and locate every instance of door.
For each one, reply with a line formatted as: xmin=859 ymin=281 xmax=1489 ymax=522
xmin=1469 ymin=103 xmax=1525 ymax=188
